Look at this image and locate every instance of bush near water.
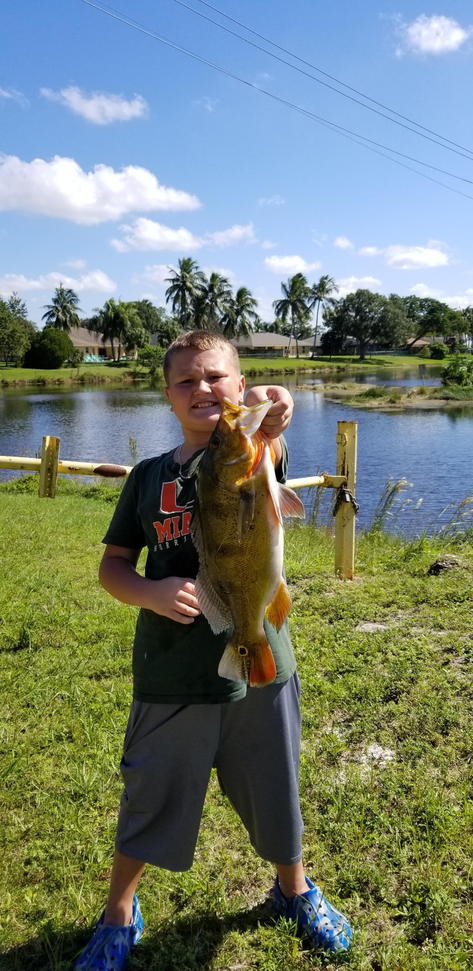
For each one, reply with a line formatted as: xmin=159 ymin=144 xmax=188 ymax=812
xmin=1 ymin=479 xmax=472 ymax=970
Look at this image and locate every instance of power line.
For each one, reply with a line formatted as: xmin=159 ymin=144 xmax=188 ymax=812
xmin=80 ymin=0 xmax=473 ymax=202
xmin=183 ymin=0 xmax=473 ymax=161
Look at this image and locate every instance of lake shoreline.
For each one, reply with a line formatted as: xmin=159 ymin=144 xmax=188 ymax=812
xmin=0 ymin=355 xmax=440 ymax=389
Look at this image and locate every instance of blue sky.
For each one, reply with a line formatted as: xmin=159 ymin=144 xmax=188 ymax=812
xmin=1 ymin=0 xmax=473 ymax=324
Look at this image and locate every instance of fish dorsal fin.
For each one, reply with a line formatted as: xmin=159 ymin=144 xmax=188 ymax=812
xmin=191 ymin=504 xmax=233 ymax=635
xmin=278 ymin=484 xmax=305 ymax=519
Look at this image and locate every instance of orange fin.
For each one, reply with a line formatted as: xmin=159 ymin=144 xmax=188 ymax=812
xmin=278 ymin=484 xmax=305 ymax=519
xmin=265 ymin=580 xmax=291 ymax=630
xmin=248 ymin=638 xmax=277 ymax=686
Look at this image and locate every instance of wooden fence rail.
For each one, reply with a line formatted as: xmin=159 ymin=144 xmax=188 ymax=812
xmin=0 ymin=421 xmax=358 ymax=578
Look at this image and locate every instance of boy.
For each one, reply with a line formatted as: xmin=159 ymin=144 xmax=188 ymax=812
xmin=74 ymin=332 xmax=352 ymax=970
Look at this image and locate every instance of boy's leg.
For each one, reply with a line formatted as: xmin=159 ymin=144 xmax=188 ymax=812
xmin=276 ymin=860 xmax=307 ymax=897
xmin=103 ymin=851 xmax=146 ymax=926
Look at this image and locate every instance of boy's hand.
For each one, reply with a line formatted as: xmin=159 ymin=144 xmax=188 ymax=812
xmin=146 ymin=577 xmax=201 ymax=624
xmin=245 ymin=385 xmax=294 ymax=439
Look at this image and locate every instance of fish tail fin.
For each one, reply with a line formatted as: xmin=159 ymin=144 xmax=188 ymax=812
xmin=265 ymin=580 xmax=292 ymax=630
xmin=248 ymin=638 xmax=277 ymax=687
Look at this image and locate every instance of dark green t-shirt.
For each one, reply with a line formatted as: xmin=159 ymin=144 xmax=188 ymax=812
xmin=102 ymin=440 xmax=296 ymax=703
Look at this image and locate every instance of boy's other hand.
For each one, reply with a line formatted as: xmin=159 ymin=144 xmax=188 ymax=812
xmin=245 ymin=385 xmax=294 ymax=439
xmin=148 ymin=577 xmax=201 ymax=624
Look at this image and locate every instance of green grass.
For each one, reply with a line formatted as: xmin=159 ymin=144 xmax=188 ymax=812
xmin=1 ymin=488 xmax=472 ymax=969
xmin=0 ymin=354 xmax=438 ymax=387
xmin=0 ymin=362 xmax=142 ymax=387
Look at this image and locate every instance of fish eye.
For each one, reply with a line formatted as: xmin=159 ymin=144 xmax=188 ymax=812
xmin=210 ymin=435 xmax=220 ymax=447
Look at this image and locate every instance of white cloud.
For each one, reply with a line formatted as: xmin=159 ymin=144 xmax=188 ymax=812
xmin=63 ymin=259 xmax=87 ymax=270
xmin=258 ymin=194 xmax=285 ymax=207
xmin=264 ymin=255 xmax=321 ymax=275
xmin=400 ymin=15 xmax=470 ymax=55
xmin=410 ymin=283 xmax=473 ymax=309
xmin=336 ymin=276 xmax=381 ymax=298
xmin=385 ymin=244 xmax=449 ymax=269
xmin=0 ymin=269 xmax=116 ymax=297
xmin=207 ymin=223 xmax=256 ymax=247
xmin=359 ymin=245 xmax=382 ymax=256
xmin=193 ymin=96 xmax=219 ymax=113
xmin=0 ymin=87 xmax=28 ymax=107
xmin=261 ymin=240 xmax=277 ymax=250
xmin=40 ymin=86 xmax=148 ymax=124
xmin=112 ymin=218 xmax=203 ymax=252
xmin=333 ymin=235 xmax=354 ymax=250
xmin=0 ymin=154 xmax=201 ymax=224
xmin=202 ymin=266 xmax=237 ymax=285
xmin=133 ymin=264 xmax=171 ymax=287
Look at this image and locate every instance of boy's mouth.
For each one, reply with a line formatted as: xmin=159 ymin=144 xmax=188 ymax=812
xmin=192 ymin=400 xmax=219 ymax=410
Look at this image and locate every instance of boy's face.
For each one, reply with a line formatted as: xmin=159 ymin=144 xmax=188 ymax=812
xmin=165 ymin=347 xmax=245 ymax=443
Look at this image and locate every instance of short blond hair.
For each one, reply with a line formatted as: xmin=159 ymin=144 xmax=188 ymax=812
xmin=163 ymin=330 xmax=241 ymax=383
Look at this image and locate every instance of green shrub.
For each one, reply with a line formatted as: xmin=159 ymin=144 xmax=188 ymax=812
xmin=24 ymin=329 xmax=75 ymax=369
xmin=441 ymin=355 xmax=473 ymax=387
xmin=429 ymin=342 xmax=448 ymax=359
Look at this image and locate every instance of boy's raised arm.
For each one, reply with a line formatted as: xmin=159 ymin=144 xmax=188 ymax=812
xmin=100 ymin=545 xmax=201 ymax=624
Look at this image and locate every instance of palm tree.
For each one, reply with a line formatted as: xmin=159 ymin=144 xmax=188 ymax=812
xmin=221 ymin=287 xmax=260 ymax=338
xmin=202 ymin=272 xmax=233 ymax=331
xmin=42 ymin=285 xmax=81 ymax=332
xmin=164 ymin=258 xmax=205 ymax=329
xmin=273 ymin=273 xmax=311 ymax=356
xmin=90 ymin=299 xmax=143 ymax=361
xmin=308 ymin=275 xmax=339 ymax=356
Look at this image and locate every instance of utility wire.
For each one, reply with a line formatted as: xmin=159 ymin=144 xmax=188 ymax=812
xmin=80 ymin=0 xmax=473 ymax=201
xmin=184 ymin=0 xmax=473 ymax=161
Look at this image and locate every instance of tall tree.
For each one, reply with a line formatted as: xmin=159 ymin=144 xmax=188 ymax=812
xmin=201 ymin=272 xmax=233 ymax=330
xmin=308 ymin=275 xmax=338 ymax=355
xmin=323 ymin=289 xmax=407 ymax=360
xmin=7 ymin=292 xmax=29 ymax=321
xmin=221 ymin=286 xmax=259 ymax=338
xmin=42 ymin=285 xmax=81 ymax=331
xmin=273 ymin=273 xmax=311 ymax=355
xmin=165 ymin=257 xmax=205 ymax=329
xmin=90 ymin=299 xmax=145 ymax=361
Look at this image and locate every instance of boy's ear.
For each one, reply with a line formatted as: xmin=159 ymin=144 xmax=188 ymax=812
xmin=238 ymin=374 xmax=245 ymax=401
xmin=164 ymin=386 xmax=170 ymax=402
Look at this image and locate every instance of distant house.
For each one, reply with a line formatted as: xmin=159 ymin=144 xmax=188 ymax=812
xmin=68 ymin=326 xmax=114 ymax=362
xmin=231 ymin=332 xmax=320 ymax=356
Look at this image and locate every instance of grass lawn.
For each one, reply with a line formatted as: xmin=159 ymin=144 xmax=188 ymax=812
xmin=0 ymin=354 xmax=440 ymax=388
xmin=1 ymin=483 xmax=472 ymax=969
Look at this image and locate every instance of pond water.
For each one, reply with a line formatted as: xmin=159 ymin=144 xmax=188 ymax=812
xmin=1 ymin=365 xmax=472 ymax=535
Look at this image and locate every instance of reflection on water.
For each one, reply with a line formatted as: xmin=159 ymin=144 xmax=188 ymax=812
xmin=1 ymin=372 xmax=472 ymax=536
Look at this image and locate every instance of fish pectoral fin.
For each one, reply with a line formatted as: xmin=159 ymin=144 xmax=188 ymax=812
xmin=195 ymin=571 xmax=233 ymax=635
xmin=265 ymin=580 xmax=292 ymax=630
xmin=278 ymin=484 xmax=305 ymax=519
xmin=218 ymin=642 xmax=247 ymax=683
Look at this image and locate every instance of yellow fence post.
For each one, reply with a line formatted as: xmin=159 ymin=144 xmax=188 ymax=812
xmin=39 ymin=435 xmax=60 ymax=498
xmin=334 ymin=421 xmax=358 ymax=579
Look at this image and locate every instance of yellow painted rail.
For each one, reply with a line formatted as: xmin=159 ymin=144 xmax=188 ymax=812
xmin=0 ymin=422 xmax=358 ymax=577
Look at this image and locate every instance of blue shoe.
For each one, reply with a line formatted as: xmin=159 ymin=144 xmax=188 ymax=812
xmin=73 ymin=894 xmax=144 ymax=970
xmin=270 ymin=876 xmax=352 ymax=952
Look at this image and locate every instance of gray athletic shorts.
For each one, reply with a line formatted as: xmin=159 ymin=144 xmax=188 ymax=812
xmin=115 ymin=673 xmax=303 ymax=871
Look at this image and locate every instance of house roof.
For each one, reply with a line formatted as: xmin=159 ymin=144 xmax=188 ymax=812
xmin=231 ymin=332 xmax=291 ymax=348
xmin=69 ymin=326 xmax=112 ymax=349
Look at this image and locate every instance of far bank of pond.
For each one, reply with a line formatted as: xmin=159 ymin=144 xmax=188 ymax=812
xmin=0 ymin=354 xmax=443 ymax=388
